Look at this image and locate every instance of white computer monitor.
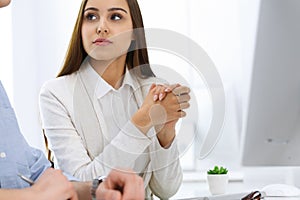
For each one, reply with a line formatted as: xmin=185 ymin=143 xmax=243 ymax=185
xmin=241 ymin=0 xmax=300 ymax=166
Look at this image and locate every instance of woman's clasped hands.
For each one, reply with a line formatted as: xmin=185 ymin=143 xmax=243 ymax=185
xmin=132 ymin=83 xmax=191 ymax=147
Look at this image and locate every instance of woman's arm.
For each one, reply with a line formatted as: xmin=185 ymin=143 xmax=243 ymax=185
xmin=39 ymin=79 xmax=189 ymax=185
xmin=39 ymin=82 xmax=153 ymax=181
xmin=148 ymin=138 xmax=183 ymax=199
xmin=133 ymin=84 xmax=189 ymax=198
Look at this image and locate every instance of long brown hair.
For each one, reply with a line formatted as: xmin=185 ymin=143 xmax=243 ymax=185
xmin=57 ymin=0 xmax=154 ymax=78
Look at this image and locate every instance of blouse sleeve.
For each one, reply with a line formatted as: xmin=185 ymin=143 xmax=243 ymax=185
xmin=39 ymin=83 xmax=153 ymax=181
xmin=148 ymin=134 xmax=183 ymax=199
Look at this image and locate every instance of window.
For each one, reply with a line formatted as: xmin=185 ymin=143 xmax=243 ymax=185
xmin=141 ymin=0 xmax=243 ymax=173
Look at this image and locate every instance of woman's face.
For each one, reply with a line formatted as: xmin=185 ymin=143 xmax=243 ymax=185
xmin=82 ymin=0 xmax=133 ymax=61
xmin=0 ymin=0 xmax=11 ymax=8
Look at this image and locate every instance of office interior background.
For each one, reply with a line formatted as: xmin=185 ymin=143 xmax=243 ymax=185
xmin=1 ymin=0 xmax=299 ymax=197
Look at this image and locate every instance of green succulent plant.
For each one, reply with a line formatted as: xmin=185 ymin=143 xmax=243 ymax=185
xmin=207 ymin=166 xmax=228 ymax=175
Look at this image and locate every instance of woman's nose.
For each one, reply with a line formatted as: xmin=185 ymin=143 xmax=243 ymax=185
xmin=97 ymin=20 xmax=109 ymax=35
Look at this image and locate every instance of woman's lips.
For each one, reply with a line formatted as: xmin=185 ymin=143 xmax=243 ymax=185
xmin=93 ymin=38 xmax=112 ymax=46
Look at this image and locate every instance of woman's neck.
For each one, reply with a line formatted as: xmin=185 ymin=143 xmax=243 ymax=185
xmin=89 ymin=55 xmax=126 ymax=89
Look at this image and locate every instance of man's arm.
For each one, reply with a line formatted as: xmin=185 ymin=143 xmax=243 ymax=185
xmin=0 ymin=188 xmax=35 ymax=200
xmin=73 ymin=169 xmax=144 ymax=200
xmin=72 ymin=181 xmax=92 ymax=200
xmin=0 ymin=169 xmax=144 ymax=200
xmin=0 ymin=168 xmax=78 ymax=200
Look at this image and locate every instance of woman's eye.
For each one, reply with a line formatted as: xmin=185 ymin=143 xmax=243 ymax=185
xmin=111 ymin=14 xmax=122 ymax=21
xmin=86 ymin=13 xmax=97 ymax=21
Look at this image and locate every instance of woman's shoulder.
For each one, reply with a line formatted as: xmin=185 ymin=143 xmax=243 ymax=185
xmin=40 ymin=73 xmax=78 ymax=95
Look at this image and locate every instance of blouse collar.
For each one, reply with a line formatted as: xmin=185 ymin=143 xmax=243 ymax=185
xmin=79 ymin=59 xmax=139 ymax=99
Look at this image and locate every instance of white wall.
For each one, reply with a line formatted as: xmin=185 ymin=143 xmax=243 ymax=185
xmin=140 ymin=0 xmax=252 ymax=170
xmin=10 ymin=0 xmax=82 ymax=149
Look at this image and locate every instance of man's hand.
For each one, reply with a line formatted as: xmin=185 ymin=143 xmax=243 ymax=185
xmin=96 ymin=169 xmax=144 ymax=200
xmin=32 ymin=168 xmax=78 ymax=200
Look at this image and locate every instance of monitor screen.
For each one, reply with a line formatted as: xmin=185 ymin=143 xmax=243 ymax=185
xmin=241 ymin=0 xmax=300 ymax=166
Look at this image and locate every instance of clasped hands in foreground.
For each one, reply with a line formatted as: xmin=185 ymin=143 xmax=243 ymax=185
xmin=22 ymin=168 xmax=144 ymax=200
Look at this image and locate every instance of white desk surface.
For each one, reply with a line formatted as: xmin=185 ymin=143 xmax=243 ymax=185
xmin=162 ymin=168 xmax=300 ymax=199
xmin=171 ymin=181 xmax=256 ymax=199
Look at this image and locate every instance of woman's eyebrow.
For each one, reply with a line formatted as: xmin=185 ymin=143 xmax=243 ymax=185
xmin=84 ymin=7 xmax=99 ymax=12
xmin=107 ymin=7 xmax=128 ymax=14
xmin=84 ymin=7 xmax=128 ymax=14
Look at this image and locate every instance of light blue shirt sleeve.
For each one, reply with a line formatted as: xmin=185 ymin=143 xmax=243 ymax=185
xmin=0 ymin=81 xmax=50 ymax=188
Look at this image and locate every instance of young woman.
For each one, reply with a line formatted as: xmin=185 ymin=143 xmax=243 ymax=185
xmin=39 ymin=0 xmax=191 ymax=198
xmin=0 ymin=1 xmax=145 ymax=200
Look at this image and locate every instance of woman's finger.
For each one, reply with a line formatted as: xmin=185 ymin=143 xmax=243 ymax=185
xmin=173 ymin=86 xmax=190 ymax=96
xmin=165 ymin=83 xmax=181 ymax=92
xmin=153 ymin=84 xmax=169 ymax=101
xmin=179 ymin=102 xmax=190 ymax=110
xmin=176 ymin=94 xmax=191 ymax=103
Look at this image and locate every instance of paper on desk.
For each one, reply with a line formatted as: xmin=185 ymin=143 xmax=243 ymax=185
xmin=176 ymin=192 xmax=249 ymax=200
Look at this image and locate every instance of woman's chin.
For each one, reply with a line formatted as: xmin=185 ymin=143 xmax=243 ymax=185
xmin=89 ymin=51 xmax=127 ymax=62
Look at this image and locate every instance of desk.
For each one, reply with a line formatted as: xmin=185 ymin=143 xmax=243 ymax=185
xmin=166 ymin=168 xmax=300 ymax=199
xmin=171 ymin=181 xmax=252 ymax=199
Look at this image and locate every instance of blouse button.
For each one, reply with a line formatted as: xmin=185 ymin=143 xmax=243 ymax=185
xmin=0 ymin=152 xmax=6 ymax=158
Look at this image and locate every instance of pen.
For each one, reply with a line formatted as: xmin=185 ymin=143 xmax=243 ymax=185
xmin=18 ymin=173 xmax=35 ymax=185
xmin=18 ymin=173 xmax=71 ymax=200
xmin=18 ymin=174 xmax=70 ymax=200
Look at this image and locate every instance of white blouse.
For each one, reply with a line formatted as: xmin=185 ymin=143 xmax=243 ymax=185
xmin=39 ymin=60 xmax=182 ymax=199
xmin=95 ymin=66 xmax=149 ymax=175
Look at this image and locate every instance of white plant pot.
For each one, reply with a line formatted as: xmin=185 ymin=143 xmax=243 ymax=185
xmin=207 ymin=174 xmax=229 ymax=195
